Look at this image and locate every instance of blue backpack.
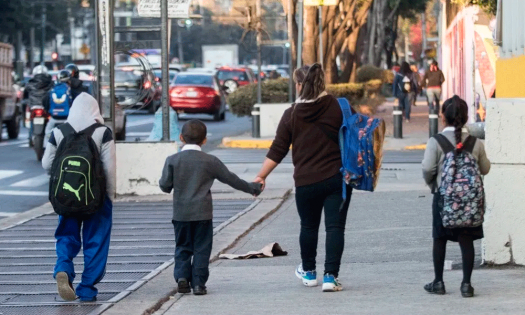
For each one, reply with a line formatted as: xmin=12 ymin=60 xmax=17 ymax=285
xmin=337 ymin=98 xmax=386 ymax=197
xmin=49 ymin=83 xmax=72 ymax=118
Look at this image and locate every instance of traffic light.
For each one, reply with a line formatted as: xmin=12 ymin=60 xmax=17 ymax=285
xmin=51 ymin=52 xmax=58 ymax=61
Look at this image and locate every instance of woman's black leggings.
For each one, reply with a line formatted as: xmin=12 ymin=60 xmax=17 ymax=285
xmin=433 ymin=235 xmax=475 ymax=284
xmin=295 ymin=174 xmax=352 ymax=278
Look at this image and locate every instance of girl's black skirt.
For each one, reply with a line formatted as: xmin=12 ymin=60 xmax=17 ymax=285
xmin=432 ymin=193 xmax=484 ymax=241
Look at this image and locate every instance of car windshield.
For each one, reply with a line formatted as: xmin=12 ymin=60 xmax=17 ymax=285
xmin=174 ymin=74 xmax=213 ymax=86
xmin=115 ymin=70 xmax=137 ymax=82
xmin=153 ymin=70 xmax=176 ymax=82
xmin=217 ymin=70 xmax=248 ymax=81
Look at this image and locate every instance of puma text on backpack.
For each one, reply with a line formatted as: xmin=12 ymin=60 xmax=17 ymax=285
xmin=338 ymin=98 xmax=386 ymax=196
xmin=435 ymin=135 xmax=485 ymax=228
xmin=49 ymin=83 xmax=72 ymax=118
xmin=49 ymin=123 xmax=106 ymax=217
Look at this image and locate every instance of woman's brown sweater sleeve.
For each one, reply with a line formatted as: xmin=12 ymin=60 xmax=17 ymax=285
xmin=266 ymin=107 xmax=292 ymax=163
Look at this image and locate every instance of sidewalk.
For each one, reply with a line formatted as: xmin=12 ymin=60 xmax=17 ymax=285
xmin=222 ymin=97 xmax=438 ymax=151
xmin=151 ymin=163 xmax=525 ymax=315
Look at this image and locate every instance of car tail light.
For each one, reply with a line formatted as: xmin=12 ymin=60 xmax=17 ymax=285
xmin=144 ymin=81 xmax=152 ymax=89
xmin=170 ymin=88 xmax=182 ymax=98
xmin=204 ymin=88 xmax=218 ymax=98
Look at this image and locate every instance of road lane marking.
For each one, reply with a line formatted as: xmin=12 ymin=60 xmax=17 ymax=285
xmin=0 ymin=212 xmax=16 ymax=217
xmin=0 ymin=190 xmax=48 ymax=196
xmin=0 ymin=140 xmax=29 ymax=147
xmin=0 ymin=171 xmax=23 ymax=181
xmin=11 ymin=174 xmax=49 ymax=188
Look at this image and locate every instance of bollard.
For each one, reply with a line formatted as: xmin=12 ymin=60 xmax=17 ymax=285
xmin=252 ymin=105 xmax=260 ymax=138
xmin=429 ymin=108 xmax=439 ymax=138
xmin=393 ymin=105 xmax=403 ymax=139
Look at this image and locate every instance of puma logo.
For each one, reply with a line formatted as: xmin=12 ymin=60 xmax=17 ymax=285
xmin=63 ymin=183 xmax=84 ymax=202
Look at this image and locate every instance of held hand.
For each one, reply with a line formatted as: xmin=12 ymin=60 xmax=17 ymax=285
xmin=254 ymin=176 xmax=266 ymax=192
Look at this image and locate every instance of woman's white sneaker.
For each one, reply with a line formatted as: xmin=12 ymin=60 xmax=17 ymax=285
xmin=322 ymin=274 xmax=343 ymax=292
xmin=295 ymin=264 xmax=318 ymax=287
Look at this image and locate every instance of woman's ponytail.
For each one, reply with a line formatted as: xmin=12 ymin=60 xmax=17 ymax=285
xmin=442 ymin=95 xmax=469 ymax=153
xmin=298 ymin=63 xmax=325 ymax=101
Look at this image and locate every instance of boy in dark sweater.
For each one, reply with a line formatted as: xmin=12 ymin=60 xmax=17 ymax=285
xmin=159 ymin=120 xmax=262 ymax=295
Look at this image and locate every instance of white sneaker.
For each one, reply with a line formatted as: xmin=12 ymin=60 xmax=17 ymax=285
xmin=295 ymin=264 xmax=318 ymax=287
xmin=322 ymin=274 xmax=343 ymax=292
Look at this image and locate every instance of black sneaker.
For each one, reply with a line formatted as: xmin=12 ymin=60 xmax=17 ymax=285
xmin=424 ymin=281 xmax=446 ymax=295
xmin=460 ymin=283 xmax=474 ymax=298
xmin=193 ymin=285 xmax=207 ymax=296
xmin=177 ymin=278 xmax=191 ymax=294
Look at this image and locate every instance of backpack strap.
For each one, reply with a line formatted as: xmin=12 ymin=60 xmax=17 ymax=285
xmin=338 ymin=98 xmax=353 ymax=120
xmin=58 ymin=123 xmax=76 ymax=138
xmin=462 ymin=136 xmax=477 ymax=153
xmin=433 ymin=134 xmax=455 ymax=154
xmin=81 ymin=123 xmax=106 ymax=138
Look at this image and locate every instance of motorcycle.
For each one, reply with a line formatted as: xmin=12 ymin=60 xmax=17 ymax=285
xmin=30 ymin=106 xmax=48 ymax=161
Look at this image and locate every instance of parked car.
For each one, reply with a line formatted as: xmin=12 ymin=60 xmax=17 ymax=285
xmin=169 ymin=72 xmax=227 ymax=121
xmin=0 ymin=85 xmax=21 ymax=141
xmin=216 ymin=66 xmax=256 ymax=94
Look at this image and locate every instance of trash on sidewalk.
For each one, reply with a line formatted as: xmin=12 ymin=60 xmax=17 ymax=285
xmin=219 ymin=242 xmax=288 ymax=259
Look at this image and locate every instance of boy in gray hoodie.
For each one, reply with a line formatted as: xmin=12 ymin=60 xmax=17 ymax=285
xmin=159 ymin=119 xmax=261 ymax=295
xmin=42 ymin=92 xmax=116 ymax=302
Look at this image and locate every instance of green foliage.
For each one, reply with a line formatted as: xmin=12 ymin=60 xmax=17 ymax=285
xmin=397 ymin=0 xmax=431 ymax=20
xmin=356 ymin=65 xmax=394 ymax=85
xmin=228 ymin=79 xmax=384 ymax=117
xmin=452 ymin=0 xmax=497 ymax=15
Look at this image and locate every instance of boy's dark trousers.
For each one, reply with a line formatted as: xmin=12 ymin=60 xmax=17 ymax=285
xmin=172 ymin=220 xmax=213 ymax=288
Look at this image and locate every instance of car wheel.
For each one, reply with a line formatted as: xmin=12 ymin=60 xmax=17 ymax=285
xmin=6 ymin=110 xmax=21 ymax=139
xmin=213 ymin=109 xmax=222 ymax=121
xmin=223 ymin=79 xmax=238 ymax=94
xmin=220 ymin=111 xmax=226 ymax=121
xmin=147 ymin=101 xmax=157 ymax=114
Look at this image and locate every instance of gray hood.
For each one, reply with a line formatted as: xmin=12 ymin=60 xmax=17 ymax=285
xmin=67 ymin=92 xmax=104 ymax=132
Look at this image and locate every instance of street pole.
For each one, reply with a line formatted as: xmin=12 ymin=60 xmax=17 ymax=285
xmin=68 ymin=5 xmax=75 ymax=62
xmin=176 ymin=20 xmax=184 ymax=64
xmin=287 ymin=0 xmax=293 ymax=102
xmin=296 ymin=0 xmax=303 ymax=68
xmin=318 ymin=6 xmax=322 ymax=66
xmin=16 ymin=30 xmax=24 ymax=79
xmin=30 ymin=27 xmax=35 ymax=70
xmin=161 ymin=0 xmax=171 ymax=141
xmin=421 ymin=12 xmax=427 ymax=68
xmin=253 ymin=0 xmax=262 ymax=138
xmin=41 ymin=5 xmax=47 ymax=65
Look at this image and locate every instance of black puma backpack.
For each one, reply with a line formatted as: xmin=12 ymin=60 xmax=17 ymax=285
xmin=49 ymin=123 xmax=106 ymax=217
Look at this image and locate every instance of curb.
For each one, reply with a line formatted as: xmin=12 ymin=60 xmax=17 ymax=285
xmin=222 ymin=137 xmax=273 ymax=149
xmin=404 ymin=144 xmax=427 ymax=150
xmin=0 ymin=202 xmax=54 ymax=231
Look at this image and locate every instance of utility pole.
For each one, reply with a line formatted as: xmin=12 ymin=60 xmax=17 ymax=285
xmin=287 ymin=0 xmax=293 ymax=102
xmin=177 ymin=21 xmax=184 ymax=64
xmin=318 ymin=6 xmax=322 ymax=66
xmin=68 ymin=5 xmax=75 ymax=62
xmin=421 ymin=12 xmax=427 ymax=68
xmin=30 ymin=27 xmax=35 ymax=70
xmin=256 ymin=0 xmax=262 ymax=104
xmin=161 ymin=0 xmax=171 ymax=141
xmin=40 ymin=5 xmax=47 ymax=65
xmin=296 ymin=0 xmax=303 ymax=68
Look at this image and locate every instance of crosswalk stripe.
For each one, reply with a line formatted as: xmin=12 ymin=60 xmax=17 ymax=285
xmin=11 ymin=174 xmax=49 ymax=188
xmin=0 ymin=212 xmax=16 ymax=217
xmin=0 ymin=190 xmax=48 ymax=196
xmin=0 ymin=171 xmax=23 ymax=181
xmin=0 ymin=139 xmax=29 ymax=147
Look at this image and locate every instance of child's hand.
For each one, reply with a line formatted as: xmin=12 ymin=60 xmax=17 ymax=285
xmin=251 ymin=182 xmax=263 ymax=197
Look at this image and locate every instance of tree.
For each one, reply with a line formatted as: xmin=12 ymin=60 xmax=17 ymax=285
xmin=452 ymin=0 xmax=497 ymax=15
xmin=295 ymin=0 xmax=373 ymax=84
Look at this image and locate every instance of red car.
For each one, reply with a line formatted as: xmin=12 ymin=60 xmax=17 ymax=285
xmin=216 ymin=66 xmax=256 ymax=94
xmin=169 ymin=72 xmax=227 ymax=121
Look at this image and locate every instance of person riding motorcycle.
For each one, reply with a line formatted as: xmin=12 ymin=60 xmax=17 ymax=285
xmin=42 ymin=70 xmax=73 ymax=148
xmin=23 ymin=65 xmax=54 ymax=143
xmin=65 ymin=64 xmax=88 ymax=100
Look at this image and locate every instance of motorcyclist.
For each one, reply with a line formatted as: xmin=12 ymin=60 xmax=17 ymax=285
xmin=23 ymin=65 xmax=54 ymax=144
xmin=42 ymin=70 xmax=72 ymax=147
xmin=65 ymin=64 xmax=88 ymax=100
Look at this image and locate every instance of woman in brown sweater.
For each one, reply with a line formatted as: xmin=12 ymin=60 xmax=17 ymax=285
xmin=255 ymin=64 xmax=352 ymax=292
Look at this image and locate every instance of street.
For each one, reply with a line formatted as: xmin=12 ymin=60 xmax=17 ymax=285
xmin=0 ymin=111 xmax=251 ymax=216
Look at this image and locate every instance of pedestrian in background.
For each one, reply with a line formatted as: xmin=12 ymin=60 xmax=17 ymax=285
xmin=393 ymin=62 xmax=418 ymax=122
xmin=255 ymin=63 xmax=352 ymax=292
xmin=422 ymin=60 xmax=445 ymax=113
xmin=42 ymin=93 xmax=116 ymax=302
xmin=159 ymin=120 xmax=262 ymax=296
xmin=410 ymin=64 xmax=423 ymax=106
xmin=422 ymin=95 xmax=491 ymax=298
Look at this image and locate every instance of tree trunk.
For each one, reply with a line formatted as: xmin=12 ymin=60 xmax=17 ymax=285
xmin=283 ymin=0 xmax=299 ymax=71
xmin=303 ymin=6 xmax=318 ymax=65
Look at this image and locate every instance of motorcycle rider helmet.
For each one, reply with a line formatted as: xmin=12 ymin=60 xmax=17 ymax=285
xmin=65 ymin=64 xmax=80 ymax=79
xmin=58 ymin=70 xmax=71 ymax=83
xmin=32 ymin=65 xmax=48 ymax=75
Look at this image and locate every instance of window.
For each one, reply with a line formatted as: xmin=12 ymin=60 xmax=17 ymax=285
xmin=217 ymin=70 xmax=248 ymax=81
xmin=174 ymin=75 xmax=214 ymax=86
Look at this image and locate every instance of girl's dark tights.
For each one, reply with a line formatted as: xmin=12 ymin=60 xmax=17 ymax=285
xmin=433 ymin=235 xmax=475 ymax=284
